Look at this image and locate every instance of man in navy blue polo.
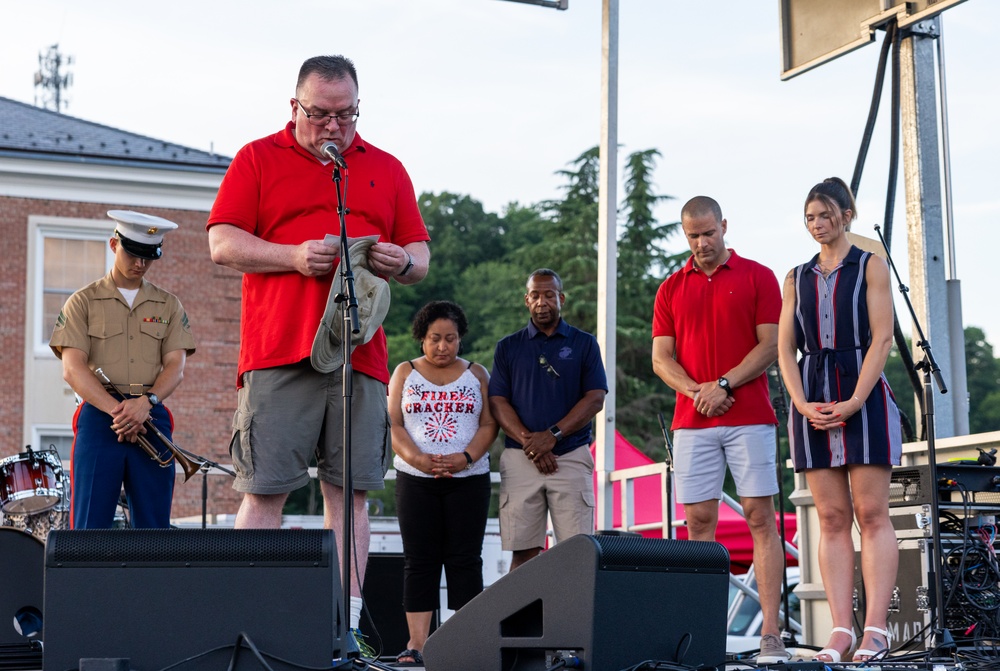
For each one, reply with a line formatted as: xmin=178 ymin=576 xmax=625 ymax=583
xmin=488 ymin=268 xmax=608 ymax=570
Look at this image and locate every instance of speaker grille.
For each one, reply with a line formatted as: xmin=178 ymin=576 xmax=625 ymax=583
xmin=593 ymin=534 xmax=730 ymax=573
xmin=46 ymin=529 xmax=331 ymax=567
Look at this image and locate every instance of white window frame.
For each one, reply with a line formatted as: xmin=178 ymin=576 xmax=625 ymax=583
xmin=31 ymin=424 xmax=75 ymax=468
xmin=28 ymin=216 xmax=114 ymax=358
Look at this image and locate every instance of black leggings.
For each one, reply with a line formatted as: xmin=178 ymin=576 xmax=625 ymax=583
xmin=395 ymin=470 xmax=491 ymax=612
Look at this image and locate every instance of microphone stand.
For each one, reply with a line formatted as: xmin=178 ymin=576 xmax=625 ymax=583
xmin=874 ymin=224 xmax=953 ymax=653
xmin=329 ymin=163 xmax=395 ymax=671
xmin=656 ymin=413 xmax=675 ymax=539
xmin=769 ymin=365 xmax=796 ymax=647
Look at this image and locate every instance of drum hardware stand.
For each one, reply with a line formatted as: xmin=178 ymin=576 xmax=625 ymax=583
xmin=656 ymin=413 xmax=675 ymax=540
xmin=875 ymin=224 xmax=954 ymax=653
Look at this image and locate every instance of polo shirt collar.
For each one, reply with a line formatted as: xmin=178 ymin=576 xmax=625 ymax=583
xmin=278 ymin=122 xmax=370 ymax=161
xmin=682 ymin=248 xmax=741 ymax=275
xmin=527 ymin=318 xmax=570 ymax=339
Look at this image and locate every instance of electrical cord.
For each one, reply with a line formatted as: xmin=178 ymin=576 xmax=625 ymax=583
xmin=144 ymin=631 xmax=338 ymax=671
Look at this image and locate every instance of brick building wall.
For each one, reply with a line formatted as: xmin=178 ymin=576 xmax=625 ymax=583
xmin=1 ymin=195 xmax=245 ymax=518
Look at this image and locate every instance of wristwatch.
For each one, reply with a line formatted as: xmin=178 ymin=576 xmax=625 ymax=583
xmin=717 ymin=377 xmax=733 ymax=397
xmin=549 ymin=425 xmax=564 ymax=441
xmin=144 ymin=392 xmax=160 ymax=406
xmin=397 ymin=252 xmax=414 ymax=277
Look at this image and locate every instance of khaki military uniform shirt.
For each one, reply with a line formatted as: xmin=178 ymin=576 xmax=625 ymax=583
xmin=50 ymin=272 xmax=196 ymax=391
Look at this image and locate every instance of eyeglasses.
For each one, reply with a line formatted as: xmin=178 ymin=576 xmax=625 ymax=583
xmin=295 ymin=99 xmax=360 ymax=126
xmin=538 ymin=355 xmax=560 ymax=379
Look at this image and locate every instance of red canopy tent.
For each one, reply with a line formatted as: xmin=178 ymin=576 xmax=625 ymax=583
xmin=590 ymin=431 xmax=796 ymax=571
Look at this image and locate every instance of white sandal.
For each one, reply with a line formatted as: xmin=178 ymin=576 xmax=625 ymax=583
xmin=813 ymin=626 xmax=857 ymax=663
xmin=853 ymin=626 xmax=891 ymax=661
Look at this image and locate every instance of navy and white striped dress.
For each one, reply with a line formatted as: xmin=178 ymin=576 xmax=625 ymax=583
xmin=788 ymin=245 xmax=902 ymax=472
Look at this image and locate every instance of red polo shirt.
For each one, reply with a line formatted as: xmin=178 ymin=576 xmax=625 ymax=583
xmin=652 ymin=250 xmax=781 ymax=430
xmin=208 ymin=124 xmax=429 ymax=386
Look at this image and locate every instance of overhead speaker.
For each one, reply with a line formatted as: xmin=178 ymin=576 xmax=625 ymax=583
xmin=423 ymin=533 xmax=730 ymax=671
xmin=43 ymin=529 xmax=347 ymax=671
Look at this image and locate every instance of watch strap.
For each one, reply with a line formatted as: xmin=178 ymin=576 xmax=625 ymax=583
xmin=397 ymin=252 xmax=414 ymax=276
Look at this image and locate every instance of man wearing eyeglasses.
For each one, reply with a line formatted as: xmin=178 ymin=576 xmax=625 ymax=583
xmin=488 ymin=269 xmax=608 ymax=571
xmin=207 ymin=55 xmax=430 ymax=651
xmin=651 ymin=196 xmax=787 ymax=664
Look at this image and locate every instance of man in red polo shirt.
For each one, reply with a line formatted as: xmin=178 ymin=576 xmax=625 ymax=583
xmin=207 ymin=55 xmax=430 ymax=655
xmin=652 ymin=196 xmax=787 ymax=664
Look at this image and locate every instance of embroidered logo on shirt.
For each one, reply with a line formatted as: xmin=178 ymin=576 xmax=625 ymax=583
xmin=55 ymin=310 xmax=66 ymax=328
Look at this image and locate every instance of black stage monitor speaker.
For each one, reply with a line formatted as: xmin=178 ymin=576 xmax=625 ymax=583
xmin=422 ymin=533 xmax=730 ymax=671
xmin=43 ymin=528 xmax=347 ymax=671
xmin=0 ymin=527 xmax=45 ymax=645
xmin=361 ymin=553 xmax=438 ymax=656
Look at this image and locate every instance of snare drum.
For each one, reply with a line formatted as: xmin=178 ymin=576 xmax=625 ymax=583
xmin=0 ymin=451 xmax=64 ymax=515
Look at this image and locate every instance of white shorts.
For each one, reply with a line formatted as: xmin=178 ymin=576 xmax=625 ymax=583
xmin=673 ymin=424 xmax=778 ymax=504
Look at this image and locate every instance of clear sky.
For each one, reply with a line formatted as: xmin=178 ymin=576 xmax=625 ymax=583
xmin=3 ymin=0 xmax=998 ymax=349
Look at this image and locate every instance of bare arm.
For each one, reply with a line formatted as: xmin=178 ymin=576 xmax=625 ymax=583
xmin=652 ymin=335 xmax=736 ymax=417
xmin=777 ymin=269 xmax=807 ymax=411
xmin=368 ymin=241 xmax=430 ymax=286
xmin=62 ymin=347 xmax=121 ymax=416
xmin=387 ymin=362 xmax=437 ymax=475
xmin=652 ymin=335 xmax=699 ymax=397
xmin=432 ymin=364 xmax=500 ymax=476
xmin=516 ymin=389 xmax=607 ymax=474
xmin=488 ymin=395 xmax=530 ymax=448
xmin=778 ymin=268 xmax=843 ymax=429
xmin=208 ymin=223 xmax=338 ymax=276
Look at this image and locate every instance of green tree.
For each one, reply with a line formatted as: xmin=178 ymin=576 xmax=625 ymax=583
xmin=383 ymin=191 xmax=507 ymax=340
xmin=965 ymin=326 xmax=1000 ymax=434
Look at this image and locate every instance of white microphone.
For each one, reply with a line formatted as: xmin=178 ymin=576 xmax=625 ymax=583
xmin=320 ymin=141 xmax=347 ymax=169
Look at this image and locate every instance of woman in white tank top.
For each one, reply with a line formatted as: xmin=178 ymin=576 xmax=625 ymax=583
xmin=387 ymin=301 xmax=498 ymax=665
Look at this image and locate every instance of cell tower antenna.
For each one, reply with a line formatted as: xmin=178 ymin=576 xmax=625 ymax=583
xmin=34 ymin=43 xmax=74 ymax=112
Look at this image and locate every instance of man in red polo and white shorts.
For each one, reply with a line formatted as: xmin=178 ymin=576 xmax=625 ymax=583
xmin=652 ymin=195 xmax=788 ymax=664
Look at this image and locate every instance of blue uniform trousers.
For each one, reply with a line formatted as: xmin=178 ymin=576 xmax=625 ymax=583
xmin=71 ymin=402 xmax=176 ymax=528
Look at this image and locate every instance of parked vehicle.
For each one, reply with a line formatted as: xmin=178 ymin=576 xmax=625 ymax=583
xmin=726 ymin=567 xmax=802 ymax=656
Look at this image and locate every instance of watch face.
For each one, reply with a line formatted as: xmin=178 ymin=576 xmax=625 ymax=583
xmin=147 ymin=393 xmax=159 ymax=405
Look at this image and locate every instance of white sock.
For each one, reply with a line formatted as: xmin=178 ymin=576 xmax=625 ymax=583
xmin=350 ymin=596 xmax=363 ymax=630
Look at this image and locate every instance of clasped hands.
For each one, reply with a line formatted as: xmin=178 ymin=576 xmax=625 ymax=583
xmin=798 ymin=398 xmax=859 ymax=431
xmin=416 ymin=452 xmax=467 ymax=479
xmin=688 ymin=381 xmax=734 ymax=418
xmin=520 ymin=430 xmax=558 ymax=475
xmin=109 ymin=397 xmax=150 ymax=444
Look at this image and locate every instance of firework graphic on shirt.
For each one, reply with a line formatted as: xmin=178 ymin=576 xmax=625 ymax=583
xmin=425 ymin=413 xmax=459 ymax=442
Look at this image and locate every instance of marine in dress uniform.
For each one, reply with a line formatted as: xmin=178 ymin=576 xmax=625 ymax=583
xmin=49 ymin=211 xmax=196 ymax=529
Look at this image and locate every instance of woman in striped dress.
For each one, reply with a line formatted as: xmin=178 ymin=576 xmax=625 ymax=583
xmin=778 ymin=177 xmax=902 ymax=663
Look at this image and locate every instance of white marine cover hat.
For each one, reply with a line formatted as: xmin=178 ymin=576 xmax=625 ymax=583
xmin=107 ymin=209 xmax=179 ymax=260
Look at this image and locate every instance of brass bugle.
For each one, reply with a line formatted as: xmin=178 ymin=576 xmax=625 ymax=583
xmin=94 ymin=368 xmax=204 ymax=482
